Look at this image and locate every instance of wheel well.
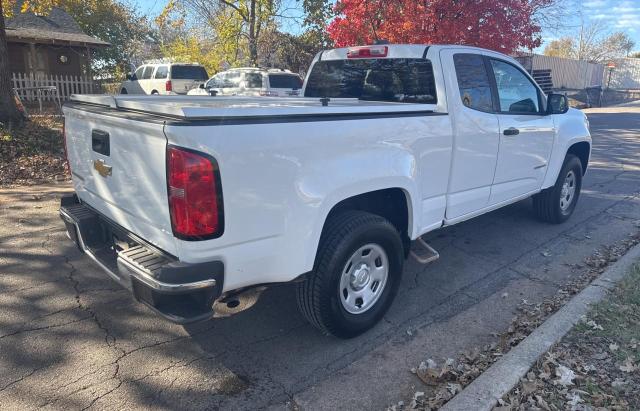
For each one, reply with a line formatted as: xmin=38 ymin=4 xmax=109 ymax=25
xmin=324 ymin=188 xmax=411 ymax=254
xmin=151 ymin=90 xmax=159 ymax=94
xmin=120 ymin=88 xmax=127 ymax=94
xmin=567 ymin=142 xmax=590 ymax=175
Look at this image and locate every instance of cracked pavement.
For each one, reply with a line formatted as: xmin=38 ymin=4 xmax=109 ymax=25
xmin=1 ymin=104 xmax=640 ymax=410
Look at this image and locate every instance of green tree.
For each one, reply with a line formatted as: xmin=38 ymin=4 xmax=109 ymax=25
xmin=60 ymin=0 xmax=154 ymax=79
xmin=543 ymin=22 xmax=636 ymax=63
xmin=300 ymin=0 xmax=334 ymax=48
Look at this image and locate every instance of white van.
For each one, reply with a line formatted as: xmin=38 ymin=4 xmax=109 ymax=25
xmin=188 ymin=67 xmax=303 ymax=97
xmin=120 ymin=63 xmax=209 ymax=95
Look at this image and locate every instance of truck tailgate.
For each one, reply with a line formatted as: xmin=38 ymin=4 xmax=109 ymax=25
xmin=63 ymin=106 xmax=177 ymax=255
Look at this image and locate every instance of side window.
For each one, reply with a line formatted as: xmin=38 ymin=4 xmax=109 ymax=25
xmin=489 ymin=59 xmax=540 ymax=114
xmin=206 ymin=74 xmax=222 ymax=88
xmin=222 ymin=72 xmax=241 ymax=88
xmin=134 ymin=66 xmax=144 ymax=80
xmin=244 ymin=73 xmax=263 ymax=88
xmin=142 ymin=66 xmax=154 ymax=80
xmin=154 ymin=66 xmax=168 ymax=79
xmin=453 ymin=53 xmax=494 ymax=112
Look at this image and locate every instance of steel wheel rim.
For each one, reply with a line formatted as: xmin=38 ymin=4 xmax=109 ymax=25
xmin=560 ymin=170 xmax=576 ymax=212
xmin=339 ymin=243 xmax=389 ymax=315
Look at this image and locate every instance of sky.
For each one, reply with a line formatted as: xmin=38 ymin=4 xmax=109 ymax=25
xmin=133 ymin=0 xmax=640 ymax=53
xmin=539 ymin=0 xmax=640 ymax=52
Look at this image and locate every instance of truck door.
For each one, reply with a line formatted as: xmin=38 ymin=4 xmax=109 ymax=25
xmin=440 ymin=50 xmax=500 ymax=220
xmin=485 ymin=58 xmax=555 ymax=205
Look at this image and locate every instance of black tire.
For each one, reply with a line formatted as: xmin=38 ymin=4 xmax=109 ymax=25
xmin=120 ymin=88 xmax=128 ymax=94
xmin=533 ymin=154 xmax=583 ymax=224
xmin=296 ymin=211 xmax=404 ymax=338
xmin=151 ymin=90 xmax=159 ymax=95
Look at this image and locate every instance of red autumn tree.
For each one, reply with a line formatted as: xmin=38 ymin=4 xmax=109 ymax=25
xmin=327 ymin=0 xmax=551 ymax=54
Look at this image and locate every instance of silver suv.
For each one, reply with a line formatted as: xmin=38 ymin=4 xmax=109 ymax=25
xmin=188 ymin=67 xmax=303 ymax=97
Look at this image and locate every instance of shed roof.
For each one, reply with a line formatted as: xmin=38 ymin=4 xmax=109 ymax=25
xmin=5 ymin=7 xmax=110 ymax=47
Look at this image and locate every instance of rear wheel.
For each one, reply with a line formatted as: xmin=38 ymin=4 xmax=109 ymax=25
xmin=533 ymin=154 xmax=583 ymax=224
xmin=296 ymin=211 xmax=404 ymax=338
xmin=151 ymin=90 xmax=159 ymax=95
xmin=120 ymin=88 xmax=128 ymax=94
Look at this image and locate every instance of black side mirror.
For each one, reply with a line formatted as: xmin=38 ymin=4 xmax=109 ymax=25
xmin=126 ymin=73 xmax=133 ymax=81
xmin=199 ymin=83 xmax=205 ymax=89
xmin=547 ymin=93 xmax=569 ymax=114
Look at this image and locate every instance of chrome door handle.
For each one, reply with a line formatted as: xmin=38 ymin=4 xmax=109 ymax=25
xmin=503 ymin=127 xmax=520 ymax=136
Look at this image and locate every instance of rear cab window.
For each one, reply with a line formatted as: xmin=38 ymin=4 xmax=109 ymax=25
xmin=268 ymin=74 xmax=302 ymax=89
xmin=171 ymin=65 xmax=209 ymax=81
xmin=305 ymin=58 xmax=437 ymax=104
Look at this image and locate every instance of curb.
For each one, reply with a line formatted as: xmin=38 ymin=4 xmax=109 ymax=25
xmin=440 ymin=242 xmax=640 ymax=411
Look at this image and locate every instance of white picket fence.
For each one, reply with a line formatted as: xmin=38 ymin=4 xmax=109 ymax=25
xmin=11 ymin=72 xmax=99 ymax=102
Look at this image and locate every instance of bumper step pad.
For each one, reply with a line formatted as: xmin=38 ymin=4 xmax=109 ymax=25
xmin=60 ymin=194 xmax=224 ymax=324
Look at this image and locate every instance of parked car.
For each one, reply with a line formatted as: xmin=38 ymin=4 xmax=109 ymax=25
xmin=187 ymin=67 xmax=303 ymax=97
xmin=120 ymin=63 xmax=208 ymax=95
xmin=61 ymin=44 xmax=591 ymax=338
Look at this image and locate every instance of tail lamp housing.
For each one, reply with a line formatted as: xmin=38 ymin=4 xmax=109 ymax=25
xmin=347 ymin=45 xmax=388 ymax=59
xmin=167 ymin=145 xmax=224 ymax=240
xmin=165 ymin=80 xmax=172 ymax=92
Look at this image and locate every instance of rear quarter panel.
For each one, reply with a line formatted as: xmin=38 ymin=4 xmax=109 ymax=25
xmin=164 ymin=113 xmax=452 ymax=291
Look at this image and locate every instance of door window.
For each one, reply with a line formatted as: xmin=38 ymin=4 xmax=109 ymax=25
xmin=244 ymin=73 xmax=263 ymax=88
xmin=154 ymin=66 xmax=168 ymax=79
xmin=221 ymin=72 xmax=242 ymax=88
xmin=142 ymin=66 xmax=154 ymax=80
xmin=134 ymin=66 xmax=144 ymax=80
xmin=453 ymin=53 xmax=494 ymax=112
xmin=489 ymin=59 xmax=540 ymax=114
xmin=206 ymin=74 xmax=223 ymax=88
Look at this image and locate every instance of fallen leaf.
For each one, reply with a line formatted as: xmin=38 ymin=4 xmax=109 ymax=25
xmin=555 ymin=365 xmax=576 ymax=386
xmin=585 ymin=320 xmax=604 ymax=331
xmin=619 ymin=358 xmax=637 ymax=373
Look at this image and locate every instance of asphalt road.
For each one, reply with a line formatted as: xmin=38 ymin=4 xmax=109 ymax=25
xmin=1 ymin=104 xmax=640 ymax=410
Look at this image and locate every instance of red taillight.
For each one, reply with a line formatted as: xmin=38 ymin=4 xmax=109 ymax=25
xmin=167 ymin=146 xmax=223 ymax=239
xmin=347 ymin=45 xmax=388 ymax=59
xmin=166 ymin=80 xmax=172 ymax=92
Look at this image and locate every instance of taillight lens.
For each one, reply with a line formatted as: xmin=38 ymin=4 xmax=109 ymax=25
xmin=166 ymin=80 xmax=172 ymax=92
xmin=167 ymin=146 xmax=223 ymax=240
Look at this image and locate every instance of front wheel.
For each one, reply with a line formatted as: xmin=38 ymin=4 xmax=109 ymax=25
xmin=296 ymin=211 xmax=404 ymax=338
xmin=533 ymin=154 xmax=583 ymax=224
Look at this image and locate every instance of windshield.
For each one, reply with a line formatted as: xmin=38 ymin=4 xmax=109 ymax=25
xmin=171 ymin=65 xmax=209 ymax=80
xmin=268 ymin=74 xmax=302 ymax=89
xmin=305 ymin=58 xmax=437 ymax=104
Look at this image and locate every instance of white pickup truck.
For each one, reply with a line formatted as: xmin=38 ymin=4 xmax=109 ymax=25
xmin=60 ymin=44 xmax=591 ymax=338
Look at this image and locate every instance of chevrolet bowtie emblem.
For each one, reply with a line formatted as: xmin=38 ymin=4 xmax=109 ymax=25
xmin=93 ymin=159 xmax=112 ymax=177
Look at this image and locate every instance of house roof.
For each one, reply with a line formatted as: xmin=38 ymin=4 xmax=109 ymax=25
xmin=5 ymin=7 xmax=110 ymax=47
